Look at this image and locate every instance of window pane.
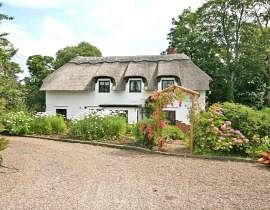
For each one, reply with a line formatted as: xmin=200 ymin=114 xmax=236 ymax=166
xmin=130 ymin=80 xmax=141 ymax=92
xmin=99 ymin=80 xmax=110 ymax=92
xmin=162 ymin=80 xmax=174 ymax=90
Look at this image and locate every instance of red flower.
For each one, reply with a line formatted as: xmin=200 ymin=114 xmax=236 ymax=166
xmin=147 ymin=125 xmax=153 ymax=140
xmin=178 ymin=101 xmax=182 ymax=107
xmin=160 ymin=121 xmax=166 ymax=128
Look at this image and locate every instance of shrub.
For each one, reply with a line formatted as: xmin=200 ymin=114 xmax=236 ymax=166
xmin=2 ymin=111 xmax=32 ymax=135
xmin=47 ymin=115 xmax=67 ymax=134
xmin=30 ymin=114 xmax=66 ymax=135
xmin=162 ymin=125 xmax=184 ymax=140
xmin=222 ymin=102 xmax=270 ymax=139
xmin=30 ymin=116 xmax=52 ymax=135
xmin=0 ymin=137 xmax=9 ymax=151
xmin=245 ymin=136 xmax=270 ymax=158
xmin=194 ymin=104 xmax=249 ymax=155
xmin=69 ymin=114 xmax=127 ymax=140
xmin=133 ymin=118 xmax=157 ymax=148
xmin=0 ymin=123 xmax=5 ymax=133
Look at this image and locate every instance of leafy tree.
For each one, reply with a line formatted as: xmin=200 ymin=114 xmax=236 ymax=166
xmin=168 ymin=8 xmax=228 ymax=104
xmin=0 ymin=3 xmax=23 ymax=111
xmin=252 ymin=0 xmax=270 ymax=105
xmin=25 ymin=55 xmax=55 ymax=111
xmin=54 ymin=42 xmax=102 ymax=69
xmin=197 ymin=0 xmax=253 ymax=102
xmin=167 ymin=0 xmax=269 ymax=108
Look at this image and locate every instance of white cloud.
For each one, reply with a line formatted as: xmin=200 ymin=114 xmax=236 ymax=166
xmin=84 ymin=0 xmax=204 ymax=55
xmin=2 ymin=0 xmax=205 ymax=77
xmin=1 ymin=15 xmax=78 ymax=77
xmin=3 ymin=0 xmax=63 ymax=9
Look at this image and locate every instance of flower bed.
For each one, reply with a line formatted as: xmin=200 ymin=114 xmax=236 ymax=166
xmin=69 ymin=109 xmax=127 ymax=141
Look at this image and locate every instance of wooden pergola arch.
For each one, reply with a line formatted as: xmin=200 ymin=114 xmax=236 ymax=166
xmin=151 ymin=84 xmax=199 ymax=154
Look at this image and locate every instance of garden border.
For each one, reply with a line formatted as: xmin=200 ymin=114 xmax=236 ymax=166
xmin=23 ymin=135 xmax=257 ymax=163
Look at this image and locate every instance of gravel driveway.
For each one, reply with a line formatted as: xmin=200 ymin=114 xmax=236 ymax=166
xmin=0 ymin=136 xmax=269 ymax=210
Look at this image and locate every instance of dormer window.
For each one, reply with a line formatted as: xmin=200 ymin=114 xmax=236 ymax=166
xmin=162 ymin=79 xmax=174 ymax=90
xmin=129 ymin=80 xmax=142 ymax=92
xmin=99 ymin=80 xmax=110 ymax=92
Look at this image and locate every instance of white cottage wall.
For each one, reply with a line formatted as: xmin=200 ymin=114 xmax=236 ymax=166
xmin=45 ymin=78 xmax=207 ymax=124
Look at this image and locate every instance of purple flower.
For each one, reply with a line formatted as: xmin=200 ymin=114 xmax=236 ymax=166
xmin=233 ymin=138 xmax=243 ymax=144
xmin=220 ymin=124 xmax=227 ymax=131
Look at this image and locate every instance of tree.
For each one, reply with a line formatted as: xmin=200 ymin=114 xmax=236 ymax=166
xmin=168 ymin=8 xmax=229 ymax=104
xmin=252 ymin=0 xmax=270 ymax=105
xmin=25 ymin=55 xmax=55 ymax=111
xmin=167 ymin=0 xmax=269 ymax=107
xmin=0 ymin=3 xmax=23 ymax=111
xmin=54 ymin=42 xmax=102 ymax=69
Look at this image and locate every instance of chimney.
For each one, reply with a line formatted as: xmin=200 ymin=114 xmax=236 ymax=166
xmin=167 ymin=47 xmax=177 ymax=54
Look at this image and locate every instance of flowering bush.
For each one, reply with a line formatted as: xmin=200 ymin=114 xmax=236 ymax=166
xmin=69 ymin=110 xmax=127 ymax=140
xmin=2 ymin=111 xmax=32 ymax=135
xmin=222 ymin=102 xmax=270 ymax=139
xmin=194 ymin=104 xmax=249 ymax=155
xmin=133 ymin=118 xmax=157 ymax=148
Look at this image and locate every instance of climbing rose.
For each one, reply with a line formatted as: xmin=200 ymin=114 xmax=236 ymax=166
xmin=160 ymin=121 xmax=166 ymax=128
xmin=147 ymin=125 xmax=153 ymax=140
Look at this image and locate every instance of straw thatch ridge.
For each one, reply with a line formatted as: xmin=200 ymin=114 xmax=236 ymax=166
xmin=70 ymin=54 xmax=190 ymax=64
xmin=40 ymin=54 xmax=212 ymax=91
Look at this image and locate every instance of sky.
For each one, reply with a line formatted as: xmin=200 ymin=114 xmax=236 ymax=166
xmin=1 ymin=0 xmax=204 ymax=77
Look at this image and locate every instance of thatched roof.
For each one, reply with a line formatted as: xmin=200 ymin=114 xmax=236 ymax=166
xmin=40 ymin=54 xmax=212 ymax=91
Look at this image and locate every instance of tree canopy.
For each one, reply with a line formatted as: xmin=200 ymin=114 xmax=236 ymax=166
xmin=0 ymin=3 xmax=23 ymax=112
xmin=25 ymin=55 xmax=55 ymax=111
xmin=167 ymin=0 xmax=270 ymax=108
xmin=54 ymin=42 xmax=102 ymax=69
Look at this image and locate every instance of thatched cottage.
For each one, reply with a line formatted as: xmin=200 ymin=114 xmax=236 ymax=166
xmin=40 ymin=53 xmax=211 ymax=124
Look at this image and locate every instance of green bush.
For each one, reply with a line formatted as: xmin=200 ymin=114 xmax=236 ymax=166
xmin=69 ymin=114 xmax=127 ymax=140
xmin=194 ymin=104 xmax=249 ymax=155
xmin=194 ymin=103 xmax=270 ymax=157
xmin=2 ymin=111 xmax=32 ymax=135
xmin=30 ymin=116 xmax=52 ymax=134
xmin=0 ymin=137 xmax=9 ymax=151
xmin=133 ymin=118 xmax=157 ymax=148
xmin=47 ymin=115 xmax=67 ymax=134
xmin=162 ymin=125 xmax=184 ymax=140
xmin=245 ymin=135 xmax=270 ymax=157
xmin=222 ymin=102 xmax=270 ymax=139
xmin=29 ymin=115 xmax=67 ymax=135
xmin=0 ymin=123 xmax=5 ymax=133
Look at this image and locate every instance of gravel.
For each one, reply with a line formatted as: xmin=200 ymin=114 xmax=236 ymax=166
xmin=0 ymin=136 xmax=269 ymax=210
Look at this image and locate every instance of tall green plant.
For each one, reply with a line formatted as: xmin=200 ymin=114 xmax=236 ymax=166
xmin=69 ymin=115 xmax=126 ymax=140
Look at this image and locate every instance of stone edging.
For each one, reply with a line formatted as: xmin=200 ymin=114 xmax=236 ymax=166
xmin=23 ymin=135 xmax=256 ymax=163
